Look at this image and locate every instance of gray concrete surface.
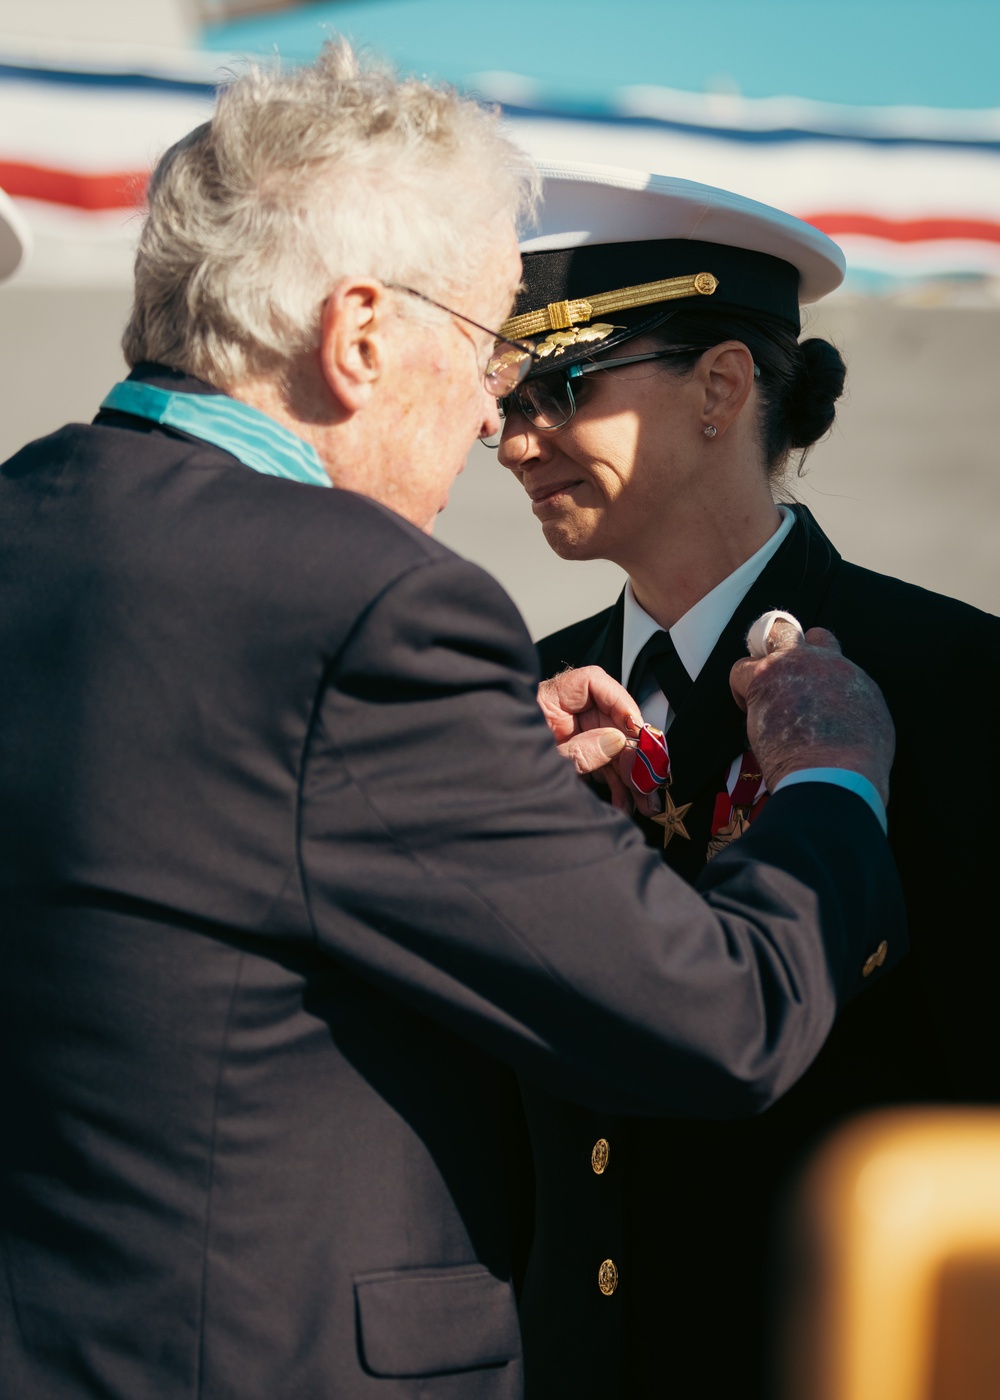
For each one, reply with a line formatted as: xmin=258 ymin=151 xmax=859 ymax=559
xmin=2 ymin=283 xmax=997 ymax=638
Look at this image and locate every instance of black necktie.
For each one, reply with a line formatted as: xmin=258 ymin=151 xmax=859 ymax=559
xmin=626 ymin=631 xmax=694 ymax=713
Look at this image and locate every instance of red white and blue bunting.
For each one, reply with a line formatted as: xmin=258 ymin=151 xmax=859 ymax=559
xmin=2 ymin=52 xmax=999 ymax=296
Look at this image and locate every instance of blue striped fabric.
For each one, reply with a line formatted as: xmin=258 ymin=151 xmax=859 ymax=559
xmin=100 ymin=380 xmax=330 ymax=489
xmin=501 ymin=102 xmax=1000 ymax=153
xmin=0 ymin=61 xmax=217 ymax=98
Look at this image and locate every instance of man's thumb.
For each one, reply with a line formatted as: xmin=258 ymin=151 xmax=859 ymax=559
xmin=558 ymin=728 xmax=628 ymax=775
xmin=597 ymin=729 xmax=627 ymax=759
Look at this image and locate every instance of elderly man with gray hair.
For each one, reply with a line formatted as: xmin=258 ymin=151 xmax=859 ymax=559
xmin=0 ymin=42 xmax=901 ymax=1400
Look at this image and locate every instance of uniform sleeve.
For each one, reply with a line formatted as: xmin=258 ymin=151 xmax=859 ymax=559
xmin=297 ymin=554 xmax=907 ymax=1119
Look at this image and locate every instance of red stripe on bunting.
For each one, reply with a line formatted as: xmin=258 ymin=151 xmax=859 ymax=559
xmin=804 ymin=213 xmax=1000 ymax=244
xmin=4 ymin=163 xmax=1000 ymax=254
xmin=0 ymin=160 xmax=146 ymax=210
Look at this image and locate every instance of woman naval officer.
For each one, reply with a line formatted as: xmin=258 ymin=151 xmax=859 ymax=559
xmin=490 ymin=163 xmax=1000 ymax=1399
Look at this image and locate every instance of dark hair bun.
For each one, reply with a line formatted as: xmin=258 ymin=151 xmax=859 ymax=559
xmin=787 ymin=337 xmax=846 ymax=449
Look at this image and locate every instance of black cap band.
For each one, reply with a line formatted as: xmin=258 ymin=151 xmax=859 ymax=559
xmin=515 ymin=238 xmax=801 ymax=334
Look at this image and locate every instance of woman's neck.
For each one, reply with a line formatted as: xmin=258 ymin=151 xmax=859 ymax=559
xmin=625 ymin=488 xmax=783 ymax=632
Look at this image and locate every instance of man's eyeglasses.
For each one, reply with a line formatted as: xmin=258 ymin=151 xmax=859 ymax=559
xmin=488 ymin=346 xmax=715 ymax=439
xmin=387 ymin=284 xmax=536 ymax=397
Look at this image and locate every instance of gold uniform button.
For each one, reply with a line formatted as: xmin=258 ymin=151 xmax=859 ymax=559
xmin=862 ymin=939 xmax=889 ymax=978
xmin=591 ymin=1138 xmax=610 ymax=1175
xmin=598 ymin=1258 xmax=619 ymax=1296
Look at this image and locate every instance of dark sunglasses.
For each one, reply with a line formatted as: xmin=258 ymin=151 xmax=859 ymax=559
xmin=491 ymin=345 xmax=710 ymax=437
xmin=485 ymin=345 xmax=760 ymax=442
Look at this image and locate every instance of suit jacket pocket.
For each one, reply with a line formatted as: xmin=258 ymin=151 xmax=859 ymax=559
xmin=354 ymin=1263 xmax=520 ymax=1378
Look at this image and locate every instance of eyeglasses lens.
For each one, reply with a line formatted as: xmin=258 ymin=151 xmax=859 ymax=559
xmin=500 ymin=374 xmax=573 ymax=430
xmin=484 ymin=342 xmax=532 ymax=396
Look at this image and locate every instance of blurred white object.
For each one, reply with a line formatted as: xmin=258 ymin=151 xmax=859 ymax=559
xmin=0 ymin=184 xmax=31 ymax=281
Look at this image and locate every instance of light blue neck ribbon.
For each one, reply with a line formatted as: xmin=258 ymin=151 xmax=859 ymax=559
xmin=100 ymin=380 xmax=330 ymax=489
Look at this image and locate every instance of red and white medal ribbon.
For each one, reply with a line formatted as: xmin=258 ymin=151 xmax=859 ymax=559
xmin=711 ymin=750 xmax=769 ymax=837
xmin=629 ymin=723 xmax=671 ymax=795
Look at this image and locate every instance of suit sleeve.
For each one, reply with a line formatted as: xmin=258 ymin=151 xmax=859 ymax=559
xmin=297 ymin=554 xmax=907 ymax=1119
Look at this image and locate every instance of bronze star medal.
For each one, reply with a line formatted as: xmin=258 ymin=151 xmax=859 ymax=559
xmin=650 ymin=785 xmax=692 ymax=848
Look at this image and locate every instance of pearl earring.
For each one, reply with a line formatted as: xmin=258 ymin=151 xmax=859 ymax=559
xmin=703 ymin=425 xmax=717 ymax=438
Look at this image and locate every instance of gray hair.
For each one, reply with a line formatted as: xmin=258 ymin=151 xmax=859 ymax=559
xmin=122 ymin=41 xmax=537 ymax=385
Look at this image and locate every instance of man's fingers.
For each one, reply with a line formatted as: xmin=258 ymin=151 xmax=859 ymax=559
xmin=802 ymin=626 xmax=842 ymax=654
xmin=729 ymin=655 xmax=758 ymax=712
xmin=557 ymin=727 xmax=628 ymax=776
xmin=745 ymin=611 xmax=842 ymax=658
xmin=731 ymin=624 xmax=845 ymax=710
xmin=746 ymin=609 xmax=804 ymax=657
xmin=538 ymin=666 xmax=643 ymax=737
xmin=729 ymin=621 xmax=895 ymax=804
xmin=764 ymin=617 xmax=802 ymax=653
xmin=569 ymin=665 xmax=643 ymax=732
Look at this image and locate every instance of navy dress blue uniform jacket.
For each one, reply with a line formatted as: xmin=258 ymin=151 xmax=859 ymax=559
xmin=0 ymin=369 xmax=904 ymax=1400
xmin=531 ymin=503 xmax=999 ymax=1399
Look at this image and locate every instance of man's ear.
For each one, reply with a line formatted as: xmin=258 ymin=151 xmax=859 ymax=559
xmin=695 ymin=340 xmax=757 ymax=437
xmin=318 ymin=278 xmax=386 ymax=413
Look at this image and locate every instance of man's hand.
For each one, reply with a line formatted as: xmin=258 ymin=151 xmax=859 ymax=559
xmin=537 ymin=666 xmax=647 ymax=813
xmin=730 ymin=626 xmax=895 ymax=803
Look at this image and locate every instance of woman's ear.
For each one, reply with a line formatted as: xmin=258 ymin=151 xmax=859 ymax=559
xmin=696 ymin=340 xmax=757 ymax=438
xmin=318 ymin=278 xmax=386 ymax=413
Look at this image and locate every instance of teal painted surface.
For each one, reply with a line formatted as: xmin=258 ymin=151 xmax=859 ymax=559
xmin=202 ymin=0 xmax=1000 ymax=111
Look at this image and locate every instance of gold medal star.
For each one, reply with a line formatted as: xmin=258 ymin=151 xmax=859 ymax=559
xmin=650 ymin=790 xmax=692 ymax=848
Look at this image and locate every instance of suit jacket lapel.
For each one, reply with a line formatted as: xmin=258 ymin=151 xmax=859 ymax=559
xmin=570 ymin=591 xmax=626 ymax=675
xmin=666 ymin=505 xmax=842 ymax=801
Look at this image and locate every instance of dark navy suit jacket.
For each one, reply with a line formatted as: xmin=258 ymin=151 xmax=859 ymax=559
xmin=531 ymin=504 xmax=998 ymax=1399
xmin=0 ymin=372 xmax=904 ymax=1399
